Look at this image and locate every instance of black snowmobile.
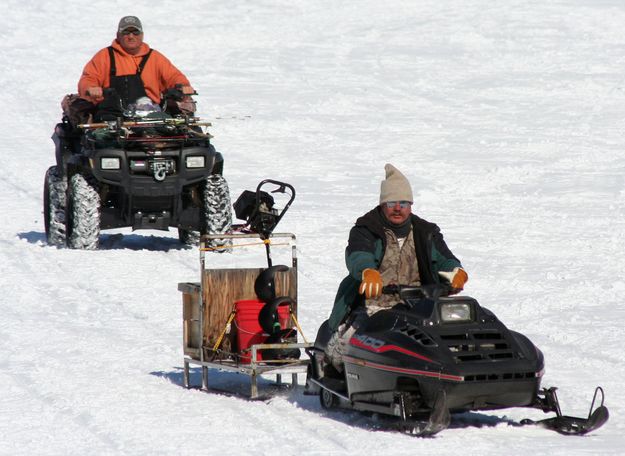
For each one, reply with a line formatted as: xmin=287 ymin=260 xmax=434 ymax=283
xmin=305 ymin=285 xmax=609 ymax=436
xmin=44 ymin=87 xmax=232 ymax=249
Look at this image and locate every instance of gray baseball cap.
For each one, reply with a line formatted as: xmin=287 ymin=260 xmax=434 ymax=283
xmin=118 ymin=16 xmax=143 ymax=33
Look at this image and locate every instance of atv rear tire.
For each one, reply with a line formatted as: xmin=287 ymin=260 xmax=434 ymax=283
xmin=202 ymin=174 xmax=232 ymax=251
xmin=43 ymin=166 xmax=67 ymax=247
xmin=67 ymin=172 xmax=101 ymax=250
xmin=178 ymin=228 xmax=200 ymax=246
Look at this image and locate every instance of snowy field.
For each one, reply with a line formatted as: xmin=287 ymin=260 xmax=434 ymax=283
xmin=1 ymin=0 xmax=625 ymax=454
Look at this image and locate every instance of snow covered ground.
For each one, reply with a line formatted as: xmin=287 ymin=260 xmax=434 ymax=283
xmin=1 ymin=0 xmax=625 ymax=454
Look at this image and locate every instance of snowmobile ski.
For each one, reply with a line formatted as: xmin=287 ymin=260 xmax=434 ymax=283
xmin=521 ymin=386 xmax=609 ymax=435
xmin=396 ymin=390 xmax=451 ymax=437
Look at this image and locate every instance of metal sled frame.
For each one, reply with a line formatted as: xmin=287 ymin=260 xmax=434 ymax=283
xmin=183 ymin=343 xmax=312 ymax=399
xmin=181 ymin=232 xmax=312 ymax=399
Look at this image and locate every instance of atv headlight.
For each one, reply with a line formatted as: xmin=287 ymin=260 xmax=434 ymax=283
xmin=186 ymin=156 xmax=205 ymax=168
xmin=440 ymin=303 xmax=472 ymax=323
xmin=101 ymin=157 xmax=120 ymax=170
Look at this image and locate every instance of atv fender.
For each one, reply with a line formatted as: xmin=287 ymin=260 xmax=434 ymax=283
xmin=52 ymin=122 xmax=83 ymax=175
xmin=209 ymin=150 xmax=224 ymax=175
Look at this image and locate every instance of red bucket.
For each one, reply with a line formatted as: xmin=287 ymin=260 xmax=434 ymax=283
xmin=234 ymin=299 xmax=291 ymax=364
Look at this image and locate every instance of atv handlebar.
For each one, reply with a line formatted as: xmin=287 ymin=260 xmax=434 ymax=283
xmin=162 ymin=84 xmax=197 ymax=101
xmin=87 ymin=86 xmax=197 ymax=100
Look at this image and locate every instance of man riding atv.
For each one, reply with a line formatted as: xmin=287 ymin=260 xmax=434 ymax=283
xmin=66 ymin=15 xmax=195 ymax=123
xmin=325 ymin=163 xmax=468 ymax=372
xmin=44 ymin=16 xmax=232 ymax=250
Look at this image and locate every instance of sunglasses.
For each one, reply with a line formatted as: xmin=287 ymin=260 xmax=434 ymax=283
xmin=121 ymin=29 xmax=142 ymax=36
xmin=384 ymin=201 xmax=411 ymax=209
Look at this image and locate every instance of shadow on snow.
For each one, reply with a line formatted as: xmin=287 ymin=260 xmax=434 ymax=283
xmin=151 ymin=365 xmax=520 ymax=434
xmin=19 ymin=231 xmax=191 ymax=252
xmin=150 ymin=366 xmax=298 ymax=401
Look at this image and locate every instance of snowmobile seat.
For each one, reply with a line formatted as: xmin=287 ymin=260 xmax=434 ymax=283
xmin=314 ymin=320 xmax=332 ymax=350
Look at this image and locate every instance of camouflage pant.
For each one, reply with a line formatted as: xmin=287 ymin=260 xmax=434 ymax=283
xmin=325 ymin=309 xmax=365 ymax=372
xmin=324 ymin=303 xmax=394 ymax=372
xmin=326 ymin=229 xmax=420 ymax=371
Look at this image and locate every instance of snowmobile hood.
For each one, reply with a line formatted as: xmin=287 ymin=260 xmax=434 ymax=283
xmin=345 ymin=295 xmax=545 ymax=381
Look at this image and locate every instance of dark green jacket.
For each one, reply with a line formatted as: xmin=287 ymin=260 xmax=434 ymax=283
xmin=327 ymin=207 xmax=462 ymax=331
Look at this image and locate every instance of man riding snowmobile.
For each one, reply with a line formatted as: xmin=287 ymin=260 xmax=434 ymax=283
xmin=324 ymin=163 xmax=468 ymax=372
xmin=308 ymin=164 xmax=608 ymax=437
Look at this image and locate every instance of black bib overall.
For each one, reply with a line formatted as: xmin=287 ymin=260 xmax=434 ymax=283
xmin=95 ymin=47 xmax=153 ymax=120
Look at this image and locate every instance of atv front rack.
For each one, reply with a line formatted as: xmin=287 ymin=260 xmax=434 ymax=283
xmin=78 ymin=118 xmax=212 ymax=130
xmin=79 ymin=117 xmax=214 ymax=151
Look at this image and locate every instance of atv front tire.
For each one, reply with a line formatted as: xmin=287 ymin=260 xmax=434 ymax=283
xmin=67 ymin=172 xmax=101 ymax=250
xmin=202 ymin=174 xmax=233 ymax=251
xmin=43 ymin=166 xmax=67 ymax=247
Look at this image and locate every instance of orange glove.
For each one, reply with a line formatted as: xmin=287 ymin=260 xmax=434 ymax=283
xmin=358 ymin=268 xmax=383 ymax=298
xmin=439 ymin=267 xmax=468 ymax=290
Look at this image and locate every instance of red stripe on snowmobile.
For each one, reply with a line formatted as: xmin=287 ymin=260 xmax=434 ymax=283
xmin=349 ymin=337 xmax=435 ymax=363
xmin=343 ymin=355 xmax=464 ymax=382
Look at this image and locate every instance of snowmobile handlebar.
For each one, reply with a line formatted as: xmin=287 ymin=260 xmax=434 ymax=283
xmin=382 ymin=284 xmax=453 ymax=300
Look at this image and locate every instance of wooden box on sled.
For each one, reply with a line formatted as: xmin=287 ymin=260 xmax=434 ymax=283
xmin=179 ymin=267 xmax=297 ymax=361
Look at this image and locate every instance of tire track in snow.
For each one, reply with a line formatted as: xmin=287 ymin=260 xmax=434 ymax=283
xmin=0 ymin=366 xmax=124 ymax=453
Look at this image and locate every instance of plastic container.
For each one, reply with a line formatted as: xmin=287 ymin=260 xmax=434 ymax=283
xmin=234 ymin=299 xmax=291 ymax=363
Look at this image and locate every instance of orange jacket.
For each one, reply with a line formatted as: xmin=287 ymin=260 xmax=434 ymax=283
xmin=78 ymin=40 xmax=190 ymax=104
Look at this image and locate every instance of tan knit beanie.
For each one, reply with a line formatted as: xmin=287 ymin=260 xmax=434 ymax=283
xmin=379 ymin=163 xmax=413 ymax=204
